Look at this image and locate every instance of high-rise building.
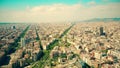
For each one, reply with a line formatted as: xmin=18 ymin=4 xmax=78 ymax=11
xmin=100 ymin=27 xmax=104 ymax=35
xmin=100 ymin=27 xmax=106 ymax=36
xmin=21 ymin=38 xmax=25 ymax=47
xmin=11 ymin=26 xmax=16 ymax=29
xmin=13 ymin=26 xmax=16 ymax=29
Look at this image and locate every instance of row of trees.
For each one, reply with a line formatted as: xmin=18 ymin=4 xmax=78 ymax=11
xmin=32 ymin=24 xmax=75 ymax=68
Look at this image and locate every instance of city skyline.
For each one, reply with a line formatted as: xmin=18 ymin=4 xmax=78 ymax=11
xmin=0 ymin=0 xmax=120 ymax=23
xmin=0 ymin=22 xmax=120 ymax=68
xmin=0 ymin=0 xmax=120 ymax=68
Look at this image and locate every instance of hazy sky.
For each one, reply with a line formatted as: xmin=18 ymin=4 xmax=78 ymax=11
xmin=0 ymin=0 xmax=120 ymax=23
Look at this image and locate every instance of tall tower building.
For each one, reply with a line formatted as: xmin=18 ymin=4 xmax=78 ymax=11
xmin=100 ymin=27 xmax=104 ymax=36
xmin=21 ymin=38 xmax=25 ymax=47
xmin=99 ymin=26 xmax=106 ymax=36
xmin=13 ymin=26 xmax=16 ymax=29
xmin=11 ymin=26 xmax=16 ymax=29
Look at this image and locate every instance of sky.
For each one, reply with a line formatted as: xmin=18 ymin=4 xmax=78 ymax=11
xmin=0 ymin=0 xmax=120 ymax=23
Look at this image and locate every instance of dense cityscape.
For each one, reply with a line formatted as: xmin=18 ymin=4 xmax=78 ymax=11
xmin=0 ymin=0 xmax=120 ymax=68
xmin=0 ymin=22 xmax=120 ymax=68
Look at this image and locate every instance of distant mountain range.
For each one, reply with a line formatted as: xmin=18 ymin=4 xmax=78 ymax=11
xmin=84 ymin=18 xmax=120 ymax=22
xmin=0 ymin=18 xmax=120 ymax=24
